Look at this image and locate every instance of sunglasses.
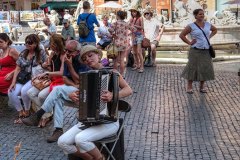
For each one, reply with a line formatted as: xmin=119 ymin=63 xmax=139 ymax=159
xmin=144 ymin=13 xmax=150 ymax=15
xmin=66 ymin=49 xmax=76 ymax=54
xmin=25 ymin=40 xmax=33 ymax=45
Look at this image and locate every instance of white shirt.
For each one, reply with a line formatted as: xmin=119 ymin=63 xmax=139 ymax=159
xmin=144 ymin=18 xmax=162 ymax=42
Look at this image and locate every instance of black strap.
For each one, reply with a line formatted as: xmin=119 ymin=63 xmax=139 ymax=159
xmin=30 ymin=55 xmax=35 ymax=75
xmin=194 ymin=22 xmax=210 ymax=46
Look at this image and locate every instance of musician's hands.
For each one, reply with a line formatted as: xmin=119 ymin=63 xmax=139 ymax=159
xmin=69 ymin=91 xmax=79 ymax=103
xmin=101 ymin=90 xmax=113 ymax=103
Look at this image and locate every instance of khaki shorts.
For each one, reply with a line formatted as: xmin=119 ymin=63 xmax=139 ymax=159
xmin=151 ymin=40 xmax=159 ymax=47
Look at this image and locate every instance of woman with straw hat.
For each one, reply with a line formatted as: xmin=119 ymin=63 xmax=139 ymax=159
xmin=128 ymin=6 xmax=144 ymax=73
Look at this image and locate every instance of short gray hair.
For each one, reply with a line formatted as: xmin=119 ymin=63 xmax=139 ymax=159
xmin=66 ymin=40 xmax=81 ymax=51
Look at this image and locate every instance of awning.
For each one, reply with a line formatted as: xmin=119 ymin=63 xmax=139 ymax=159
xmin=40 ymin=2 xmax=78 ymax=9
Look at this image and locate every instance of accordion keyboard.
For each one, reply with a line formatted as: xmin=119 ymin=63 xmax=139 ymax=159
xmin=100 ymin=74 xmax=109 ymax=113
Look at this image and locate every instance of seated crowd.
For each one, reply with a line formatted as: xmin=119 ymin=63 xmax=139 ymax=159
xmin=0 ymin=32 xmax=132 ymax=159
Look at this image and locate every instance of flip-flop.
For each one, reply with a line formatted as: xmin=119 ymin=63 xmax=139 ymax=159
xmin=14 ymin=118 xmax=23 ymax=124
xmin=200 ymin=89 xmax=207 ymax=93
xmin=186 ymin=89 xmax=193 ymax=94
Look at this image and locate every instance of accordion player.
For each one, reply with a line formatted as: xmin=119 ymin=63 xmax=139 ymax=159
xmin=79 ymin=69 xmax=119 ymax=126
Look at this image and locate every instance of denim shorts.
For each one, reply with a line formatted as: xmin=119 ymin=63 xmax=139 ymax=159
xmin=132 ymin=33 xmax=144 ymax=45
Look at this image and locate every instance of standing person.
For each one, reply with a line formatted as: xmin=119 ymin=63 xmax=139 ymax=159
xmin=8 ymin=34 xmax=47 ymax=124
xmin=109 ymin=10 xmax=132 ymax=76
xmin=63 ymin=10 xmax=73 ymax=24
xmin=77 ymin=1 xmax=100 ymax=46
xmin=41 ymin=17 xmax=57 ymax=49
xmin=0 ymin=33 xmax=19 ymax=95
xmin=129 ymin=6 xmax=144 ymax=73
xmin=61 ymin=19 xmax=76 ymax=41
xmin=143 ymin=9 xmax=165 ymax=67
xmin=179 ymin=8 xmax=217 ymax=94
xmin=26 ymin=34 xmax=66 ymax=127
xmin=96 ymin=14 xmax=112 ymax=50
xmin=57 ymin=45 xmax=132 ymax=160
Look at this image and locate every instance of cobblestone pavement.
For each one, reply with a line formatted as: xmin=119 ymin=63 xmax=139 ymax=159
xmin=0 ymin=61 xmax=239 ymax=160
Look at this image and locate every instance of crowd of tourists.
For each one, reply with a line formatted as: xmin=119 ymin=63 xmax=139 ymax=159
xmin=0 ymin=0 xmax=217 ymax=158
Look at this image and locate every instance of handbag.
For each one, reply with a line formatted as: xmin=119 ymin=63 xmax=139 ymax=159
xmin=194 ymin=22 xmax=215 ymax=58
xmin=208 ymin=45 xmax=216 ymax=58
xmin=16 ymin=71 xmax=31 ymax=84
xmin=32 ymin=75 xmax=51 ymax=90
xmin=106 ymin=43 xmax=118 ymax=59
xmin=107 ymin=22 xmax=119 ymax=59
xmin=16 ymin=56 xmax=34 ymax=84
xmin=142 ymin=37 xmax=151 ymax=48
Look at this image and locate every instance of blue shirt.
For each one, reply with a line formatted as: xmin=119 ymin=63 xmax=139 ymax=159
xmin=77 ymin=13 xmax=99 ymax=43
xmin=63 ymin=55 xmax=90 ymax=81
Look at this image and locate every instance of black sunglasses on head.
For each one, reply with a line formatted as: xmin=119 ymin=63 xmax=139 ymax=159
xmin=144 ymin=13 xmax=150 ymax=15
xmin=25 ymin=40 xmax=33 ymax=45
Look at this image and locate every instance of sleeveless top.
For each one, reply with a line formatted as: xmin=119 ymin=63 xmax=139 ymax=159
xmin=130 ymin=17 xmax=144 ymax=35
xmin=51 ymin=54 xmax=61 ymax=71
xmin=189 ymin=22 xmax=211 ymax=49
xmin=0 ymin=48 xmax=16 ymax=71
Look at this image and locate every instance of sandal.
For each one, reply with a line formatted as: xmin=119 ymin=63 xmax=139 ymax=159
xmin=132 ymin=66 xmax=139 ymax=71
xmin=186 ymin=89 xmax=193 ymax=94
xmin=14 ymin=118 xmax=23 ymax=124
xmin=38 ymin=116 xmax=53 ymax=128
xmin=138 ymin=68 xmax=144 ymax=73
xmin=200 ymin=89 xmax=207 ymax=93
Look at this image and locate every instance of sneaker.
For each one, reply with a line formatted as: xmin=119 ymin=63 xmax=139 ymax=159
xmin=22 ymin=113 xmax=40 ymax=126
xmin=47 ymin=129 xmax=63 ymax=143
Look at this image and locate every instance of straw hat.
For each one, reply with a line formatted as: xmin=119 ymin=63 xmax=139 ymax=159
xmin=129 ymin=5 xmax=139 ymax=12
xmin=80 ymin=45 xmax=103 ymax=62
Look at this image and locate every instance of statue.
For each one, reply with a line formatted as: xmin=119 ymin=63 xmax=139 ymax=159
xmin=74 ymin=0 xmax=95 ymax=20
xmin=49 ymin=10 xmax=60 ymax=26
xmin=130 ymin=0 xmax=144 ymax=11
xmin=210 ymin=10 xmax=237 ymax=26
xmin=174 ymin=0 xmax=187 ymax=18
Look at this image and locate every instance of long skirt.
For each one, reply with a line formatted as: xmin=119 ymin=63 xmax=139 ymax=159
xmin=181 ymin=48 xmax=215 ymax=81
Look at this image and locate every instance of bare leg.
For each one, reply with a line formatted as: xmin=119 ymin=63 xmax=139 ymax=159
xmin=200 ymin=81 xmax=205 ymax=89
xmin=87 ymin=147 xmax=104 ymax=160
xmin=151 ymin=44 xmax=157 ymax=66
xmin=119 ymin=51 xmax=126 ymax=76
xmin=137 ymin=43 xmax=144 ymax=70
xmin=187 ymin=80 xmax=193 ymax=92
xmin=132 ymin=46 xmax=139 ymax=69
xmin=70 ymin=149 xmax=94 ymax=160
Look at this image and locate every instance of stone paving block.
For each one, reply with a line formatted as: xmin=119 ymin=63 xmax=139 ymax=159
xmin=1 ymin=62 xmax=240 ymax=159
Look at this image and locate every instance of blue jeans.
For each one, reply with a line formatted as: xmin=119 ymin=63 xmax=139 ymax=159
xmin=41 ymin=85 xmax=78 ymax=128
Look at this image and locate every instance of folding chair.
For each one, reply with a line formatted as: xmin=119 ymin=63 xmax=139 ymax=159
xmin=67 ymin=100 xmax=131 ymax=160
xmin=95 ymin=100 xmax=131 ymax=160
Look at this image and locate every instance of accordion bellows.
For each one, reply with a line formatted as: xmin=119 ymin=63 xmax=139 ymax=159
xmin=79 ymin=69 xmax=119 ymax=126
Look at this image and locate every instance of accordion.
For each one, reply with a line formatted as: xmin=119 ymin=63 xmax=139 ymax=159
xmin=79 ymin=69 xmax=119 ymax=126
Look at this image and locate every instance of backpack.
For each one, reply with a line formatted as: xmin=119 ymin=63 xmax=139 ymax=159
xmin=78 ymin=14 xmax=91 ymax=38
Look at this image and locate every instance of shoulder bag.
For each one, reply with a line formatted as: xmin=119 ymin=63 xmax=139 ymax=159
xmin=107 ymin=22 xmax=118 ymax=59
xmin=16 ymin=56 xmax=34 ymax=84
xmin=194 ymin=22 xmax=215 ymax=58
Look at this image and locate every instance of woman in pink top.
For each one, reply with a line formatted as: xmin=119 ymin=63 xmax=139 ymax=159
xmin=0 ymin=33 xmax=19 ymax=95
xmin=128 ymin=7 xmax=144 ymax=73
